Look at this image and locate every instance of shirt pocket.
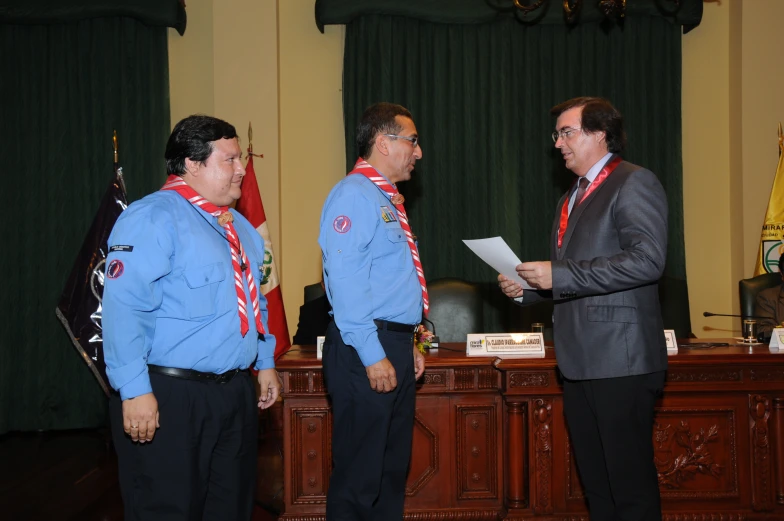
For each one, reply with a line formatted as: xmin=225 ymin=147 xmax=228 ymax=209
xmin=182 ymin=262 xmax=227 ymax=318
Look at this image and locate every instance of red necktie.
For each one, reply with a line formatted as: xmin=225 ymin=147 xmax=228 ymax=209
xmin=348 ymin=159 xmax=429 ymax=316
xmin=161 ymin=175 xmax=265 ymax=337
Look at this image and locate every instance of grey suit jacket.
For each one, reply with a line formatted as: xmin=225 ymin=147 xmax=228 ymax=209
xmin=522 ymin=157 xmax=668 ymax=380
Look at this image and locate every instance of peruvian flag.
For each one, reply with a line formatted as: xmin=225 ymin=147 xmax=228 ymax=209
xmin=236 ymin=154 xmax=291 ymax=359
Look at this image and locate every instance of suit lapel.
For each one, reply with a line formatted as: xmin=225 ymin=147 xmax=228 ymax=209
xmin=557 ymin=156 xmax=624 ymax=255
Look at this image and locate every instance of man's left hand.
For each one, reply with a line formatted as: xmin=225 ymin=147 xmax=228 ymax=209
xmin=257 ymin=368 xmax=281 ymax=410
xmin=518 ymin=261 xmax=552 ymax=290
xmin=413 ymin=347 xmax=425 ymax=380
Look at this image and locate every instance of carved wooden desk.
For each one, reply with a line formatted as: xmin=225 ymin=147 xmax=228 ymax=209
xmin=274 ymin=341 xmax=784 ymax=520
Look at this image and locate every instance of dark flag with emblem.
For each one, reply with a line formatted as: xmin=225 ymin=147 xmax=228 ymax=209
xmin=56 ymin=135 xmax=127 ymax=396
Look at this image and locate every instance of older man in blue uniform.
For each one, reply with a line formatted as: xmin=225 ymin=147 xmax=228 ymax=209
xmin=103 ymin=115 xmax=280 ymax=521
xmin=319 ymin=102 xmax=427 ymax=521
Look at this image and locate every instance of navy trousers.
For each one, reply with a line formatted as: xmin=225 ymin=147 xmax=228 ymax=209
xmin=323 ymin=321 xmax=416 ymax=521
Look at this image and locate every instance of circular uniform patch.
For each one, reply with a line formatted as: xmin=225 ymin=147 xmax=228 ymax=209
xmin=106 ymin=259 xmax=125 ymax=279
xmin=333 ymin=215 xmax=351 ymax=234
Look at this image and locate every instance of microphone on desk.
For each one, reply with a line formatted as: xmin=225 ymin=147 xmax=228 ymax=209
xmin=703 ymin=311 xmax=769 ymax=343
xmin=422 ymin=317 xmax=440 ymax=349
xmin=702 ymin=311 xmax=767 ymax=320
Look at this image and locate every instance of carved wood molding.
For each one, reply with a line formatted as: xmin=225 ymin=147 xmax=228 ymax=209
xmin=666 ymin=369 xmax=741 ymax=383
xmin=290 ymin=407 xmax=331 ymax=505
xmin=478 ymin=367 xmax=498 ymax=389
xmin=654 ymin=407 xmax=738 ymax=499
xmin=509 ymin=371 xmax=550 ymax=388
xmin=532 ymin=398 xmax=554 ymax=514
xmin=774 ymin=397 xmax=784 ymax=505
xmin=505 ymin=514 xmax=749 ymax=521
xmin=280 ymin=511 xmax=502 ymax=521
xmin=287 ymin=370 xmax=326 ymax=394
xmin=505 ymin=400 xmax=528 ymax=509
xmin=749 ymin=368 xmax=784 ymax=382
xmin=455 ymin=405 xmax=498 ymax=499
xmin=405 ymin=413 xmax=439 ymax=496
xmin=454 ymin=368 xmax=475 ymax=390
xmin=750 ymin=394 xmax=773 ymax=511
xmin=421 ymin=369 xmax=448 ymax=388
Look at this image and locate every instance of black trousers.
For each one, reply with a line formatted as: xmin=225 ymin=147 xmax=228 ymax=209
xmin=563 ymin=370 xmax=665 ymax=521
xmin=323 ymin=321 xmax=416 ymax=521
xmin=109 ymin=371 xmax=258 ymax=521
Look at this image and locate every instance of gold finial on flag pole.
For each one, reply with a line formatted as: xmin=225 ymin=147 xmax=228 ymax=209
xmin=113 ymin=130 xmax=119 ymax=165
xmin=247 ymin=121 xmax=263 ymax=158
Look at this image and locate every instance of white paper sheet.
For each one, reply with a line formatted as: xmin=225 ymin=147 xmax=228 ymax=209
xmin=462 ymin=237 xmax=533 ymax=289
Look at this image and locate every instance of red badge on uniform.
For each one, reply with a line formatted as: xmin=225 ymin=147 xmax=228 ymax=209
xmin=333 ymin=215 xmax=351 ymax=233
xmin=106 ymin=259 xmax=125 ymax=279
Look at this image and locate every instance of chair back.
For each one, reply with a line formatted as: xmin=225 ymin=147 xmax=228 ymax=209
xmin=304 ymin=282 xmax=326 ymax=303
xmin=739 ymin=272 xmax=781 ymax=318
xmin=427 ymin=278 xmax=484 ymax=343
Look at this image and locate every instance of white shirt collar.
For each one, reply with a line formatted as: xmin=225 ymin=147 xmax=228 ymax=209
xmin=582 ymin=152 xmax=614 ymax=184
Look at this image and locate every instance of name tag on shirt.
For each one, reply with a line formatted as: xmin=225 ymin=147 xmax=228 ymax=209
xmin=380 ymin=206 xmax=397 ymax=223
xmin=317 ymin=336 xmax=325 ymax=360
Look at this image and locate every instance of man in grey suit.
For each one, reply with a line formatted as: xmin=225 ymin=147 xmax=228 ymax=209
xmin=499 ymin=97 xmax=668 ymax=521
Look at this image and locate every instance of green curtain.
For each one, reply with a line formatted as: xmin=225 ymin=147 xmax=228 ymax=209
xmin=343 ymin=15 xmax=689 ymax=335
xmin=0 ymin=17 xmax=171 ymax=433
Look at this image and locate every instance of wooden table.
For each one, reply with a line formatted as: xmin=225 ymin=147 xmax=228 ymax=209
xmin=273 ymin=340 xmax=784 ymax=520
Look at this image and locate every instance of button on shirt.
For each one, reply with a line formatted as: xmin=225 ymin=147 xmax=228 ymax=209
xmin=318 ymin=171 xmax=423 ymax=367
xmin=103 ymin=191 xmax=276 ymax=400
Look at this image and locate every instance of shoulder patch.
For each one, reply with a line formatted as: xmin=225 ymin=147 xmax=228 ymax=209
xmin=380 ymin=206 xmax=397 ymax=223
xmin=333 ymin=215 xmax=351 ymax=234
xmin=106 ymin=259 xmax=125 ymax=279
xmin=110 ymin=245 xmax=134 ymax=253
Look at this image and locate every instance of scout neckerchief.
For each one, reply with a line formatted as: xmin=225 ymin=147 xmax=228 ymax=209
xmin=348 ymin=159 xmax=430 ymax=316
xmin=557 ymin=155 xmax=623 ymax=249
xmin=161 ymin=175 xmax=265 ymax=337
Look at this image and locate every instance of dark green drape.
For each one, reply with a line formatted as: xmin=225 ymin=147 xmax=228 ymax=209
xmin=343 ymin=15 xmax=689 ymax=335
xmin=0 ymin=17 xmax=171 ymax=433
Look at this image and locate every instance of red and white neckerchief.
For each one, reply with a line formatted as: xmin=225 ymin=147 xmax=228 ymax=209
xmin=557 ymin=155 xmax=623 ymax=249
xmin=161 ymin=175 xmax=265 ymax=337
xmin=348 ymin=159 xmax=430 ymax=316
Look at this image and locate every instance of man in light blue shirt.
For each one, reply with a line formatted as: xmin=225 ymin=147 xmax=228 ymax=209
xmin=103 ymin=115 xmax=280 ymax=521
xmin=318 ymin=102 xmax=426 ymax=521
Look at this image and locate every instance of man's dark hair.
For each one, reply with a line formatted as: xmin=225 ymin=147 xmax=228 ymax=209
xmin=356 ymin=102 xmax=414 ymax=160
xmin=550 ymin=97 xmax=627 ymax=153
xmin=165 ymin=115 xmax=238 ymax=175
xmin=778 ymin=254 xmax=784 ymax=274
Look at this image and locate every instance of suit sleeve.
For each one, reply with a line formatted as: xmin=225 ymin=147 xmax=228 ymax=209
xmin=321 ymin=190 xmax=386 ymax=367
xmin=551 ymin=169 xmax=668 ymax=297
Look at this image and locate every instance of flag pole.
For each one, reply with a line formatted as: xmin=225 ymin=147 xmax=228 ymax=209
xmin=248 ymin=121 xmax=263 ymax=159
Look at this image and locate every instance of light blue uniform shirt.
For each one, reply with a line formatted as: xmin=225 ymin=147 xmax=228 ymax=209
xmin=103 ymin=190 xmax=276 ymax=400
xmin=318 ymin=170 xmax=423 ymax=367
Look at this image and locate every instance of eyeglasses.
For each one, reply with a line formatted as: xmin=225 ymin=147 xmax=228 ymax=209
xmin=551 ymin=127 xmax=582 ymax=142
xmin=383 ymin=134 xmax=419 ymax=148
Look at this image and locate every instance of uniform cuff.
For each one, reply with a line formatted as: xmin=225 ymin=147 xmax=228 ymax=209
xmin=355 ymin=344 xmax=386 ymax=367
xmin=255 ymin=356 xmax=275 ymax=370
xmin=118 ymin=371 xmax=152 ymax=401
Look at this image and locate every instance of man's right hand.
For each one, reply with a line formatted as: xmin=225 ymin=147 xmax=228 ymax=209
xmin=122 ymin=392 xmax=160 ymax=443
xmin=366 ymin=357 xmax=397 ymax=393
xmin=498 ymin=273 xmax=524 ymax=298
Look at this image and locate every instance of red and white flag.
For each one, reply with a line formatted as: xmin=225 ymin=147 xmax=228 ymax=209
xmin=236 ymin=154 xmax=291 ymax=359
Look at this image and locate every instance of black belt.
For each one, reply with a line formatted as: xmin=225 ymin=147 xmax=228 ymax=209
xmin=148 ymin=364 xmax=243 ymax=384
xmin=374 ymin=319 xmax=418 ymax=334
